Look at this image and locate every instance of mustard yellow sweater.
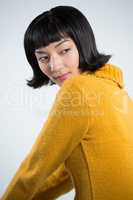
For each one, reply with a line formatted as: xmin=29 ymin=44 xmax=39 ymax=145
xmin=1 ymin=64 xmax=133 ymax=200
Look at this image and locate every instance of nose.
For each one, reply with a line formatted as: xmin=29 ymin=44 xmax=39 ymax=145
xmin=48 ymin=55 xmax=63 ymax=72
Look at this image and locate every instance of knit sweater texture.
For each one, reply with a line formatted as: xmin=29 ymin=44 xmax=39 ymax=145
xmin=1 ymin=63 xmax=133 ymax=200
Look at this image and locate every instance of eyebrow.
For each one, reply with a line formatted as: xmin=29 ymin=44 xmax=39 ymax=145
xmin=35 ymin=39 xmax=70 ymax=54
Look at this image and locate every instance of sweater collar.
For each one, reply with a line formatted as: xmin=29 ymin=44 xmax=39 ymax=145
xmin=82 ymin=64 xmax=124 ymax=88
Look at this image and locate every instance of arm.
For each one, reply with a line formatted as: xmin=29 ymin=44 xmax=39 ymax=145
xmin=32 ymin=163 xmax=74 ymax=200
xmin=1 ymin=77 xmax=91 ymax=200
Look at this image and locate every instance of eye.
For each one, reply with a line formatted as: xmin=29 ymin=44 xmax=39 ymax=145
xmin=38 ymin=56 xmax=49 ymax=63
xmin=60 ymin=48 xmax=70 ymax=55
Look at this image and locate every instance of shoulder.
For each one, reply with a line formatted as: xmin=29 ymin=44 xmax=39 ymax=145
xmin=54 ymin=74 xmax=89 ymax=107
xmin=59 ymin=72 xmax=91 ymax=93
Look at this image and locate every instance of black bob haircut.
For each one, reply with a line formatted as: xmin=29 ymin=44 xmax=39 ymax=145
xmin=24 ymin=5 xmax=111 ymax=89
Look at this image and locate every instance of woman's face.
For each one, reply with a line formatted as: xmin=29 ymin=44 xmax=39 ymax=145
xmin=35 ymin=37 xmax=81 ymax=86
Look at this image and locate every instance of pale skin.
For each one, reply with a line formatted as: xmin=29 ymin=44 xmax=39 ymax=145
xmin=35 ymin=37 xmax=81 ymax=87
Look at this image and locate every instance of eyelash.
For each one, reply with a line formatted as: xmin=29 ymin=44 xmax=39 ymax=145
xmin=38 ymin=48 xmax=71 ymax=63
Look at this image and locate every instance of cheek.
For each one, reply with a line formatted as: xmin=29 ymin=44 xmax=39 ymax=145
xmin=39 ymin=64 xmax=50 ymax=77
xmin=67 ymin=52 xmax=79 ymax=68
xmin=43 ymin=70 xmax=51 ymax=79
xmin=71 ymin=50 xmax=79 ymax=63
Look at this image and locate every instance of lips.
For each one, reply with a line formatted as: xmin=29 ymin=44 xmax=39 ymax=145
xmin=56 ymin=72 xmax=70 ymax=81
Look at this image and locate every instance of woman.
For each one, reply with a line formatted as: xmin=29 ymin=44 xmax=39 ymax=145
xmin=1 ymin=5 xmax=133 ymax=200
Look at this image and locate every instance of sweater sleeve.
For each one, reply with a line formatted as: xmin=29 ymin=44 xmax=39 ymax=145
xmin=31 ymin=163 xmax=74 ymax=200
xmin=1 ymin=77 xmax=91 ymax=200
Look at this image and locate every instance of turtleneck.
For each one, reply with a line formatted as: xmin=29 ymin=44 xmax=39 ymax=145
xmin=81 ymin=63 xmax=124 ymax=89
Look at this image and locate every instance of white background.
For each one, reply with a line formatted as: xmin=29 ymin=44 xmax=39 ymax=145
xmin=0 ymin=0 xmax=133 ymax=199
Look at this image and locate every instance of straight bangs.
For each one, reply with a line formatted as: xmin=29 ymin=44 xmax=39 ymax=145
xmin=28 ymin=14 xmax=69 ymax=51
